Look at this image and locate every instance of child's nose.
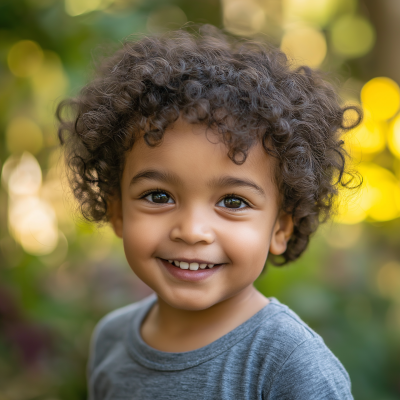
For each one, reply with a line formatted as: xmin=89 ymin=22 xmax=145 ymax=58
xmin=169 ymin=206 xmax=215 ymax=245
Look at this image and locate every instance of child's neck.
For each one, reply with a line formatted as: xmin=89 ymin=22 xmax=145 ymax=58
xmin=140 ymin=286 xmax=269 ymax=352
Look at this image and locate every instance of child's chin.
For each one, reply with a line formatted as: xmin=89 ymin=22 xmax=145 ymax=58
xmin=163 ymin=293 xmax=219 ymax=311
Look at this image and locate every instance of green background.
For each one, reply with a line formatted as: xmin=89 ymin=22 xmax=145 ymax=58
xmin=1 ymin=0 xmax=400 ymax=399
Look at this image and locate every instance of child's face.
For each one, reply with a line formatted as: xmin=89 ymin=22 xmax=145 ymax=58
xmin=110 ymin=118 xmax=293 ymax=311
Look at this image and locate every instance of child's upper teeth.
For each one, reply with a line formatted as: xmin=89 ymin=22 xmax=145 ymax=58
xmin=180 ymin=261 xmax=189 ymax=269
xmin=170 ymin=260 xmax=215 ymax=269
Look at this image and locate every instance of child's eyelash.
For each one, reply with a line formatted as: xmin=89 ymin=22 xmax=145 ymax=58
xmin=139 ymin=188 xmax=172 ymax=199
xmin=219 ymin=193 xmax=252 ymax=210
xmin=139 ymin=190 xmax=252 ymax=209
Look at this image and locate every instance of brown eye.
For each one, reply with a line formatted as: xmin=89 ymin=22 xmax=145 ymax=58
xmin=224 ymin=197 xmax=242 ymax=208
xmin=143 ymin=191 xmax=173 ymax=204
xmin=152 ymin=192 xmax=170 ymax=203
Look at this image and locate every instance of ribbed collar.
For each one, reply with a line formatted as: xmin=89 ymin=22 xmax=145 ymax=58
xmin=125 ymin=295 xmax=284 ymax=371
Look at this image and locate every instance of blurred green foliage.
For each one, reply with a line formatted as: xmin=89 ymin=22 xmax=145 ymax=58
xmin=0 ymin=0 xmax=400 ymax=399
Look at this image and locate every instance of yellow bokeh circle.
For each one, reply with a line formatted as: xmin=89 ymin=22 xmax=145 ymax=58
xmin=7 ymin=40 xmax=44 ymax=78
xmin=335 ymin=189 xmax=366 ymax=224
xmin=336 ymin=163 xmax=400 ymax=223
xmin=283 ymin=0 xmax=339 ymax=28
xmin=361 ymin=77 xmax=400 ymax=121
xmin=388 ymin=115 xmax=400 ymax=159
xmin=223 ymin=0 xmax=265 ymax=37
xmin=281 ymin=26 xmax=327 ymax=68
xmin=345 ymin=110 xmax=385 ymax=156
xmin=361 ymin=163 xmax=400 ymax=221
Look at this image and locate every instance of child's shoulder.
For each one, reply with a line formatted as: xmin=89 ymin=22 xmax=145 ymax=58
xmin=254 ymin=297 xmax=318 ymax=345
xmin=248 ymin=299 xmax=352 ymax=398
xmin=255 ymin=298 xmax=347 ymax=367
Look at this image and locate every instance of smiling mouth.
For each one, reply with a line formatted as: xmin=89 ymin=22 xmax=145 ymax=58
xmin=161 ymin=259 xmax=223 ymax=271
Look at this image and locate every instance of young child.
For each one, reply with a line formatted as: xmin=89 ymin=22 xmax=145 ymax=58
xmin=57 ymin=24 xmax=360 ymax=399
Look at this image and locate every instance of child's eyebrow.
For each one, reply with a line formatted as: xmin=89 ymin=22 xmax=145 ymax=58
xmin=129 ymin=169 xmax=265 ymax=198
xmin=130 ymin=169 xmax=181 ymax=187
xmin=208 ymin=176 xmax=266 ymax=198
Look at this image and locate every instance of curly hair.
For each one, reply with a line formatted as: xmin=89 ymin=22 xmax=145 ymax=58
xmin=56 ymin=24 xmax=361 ymax=265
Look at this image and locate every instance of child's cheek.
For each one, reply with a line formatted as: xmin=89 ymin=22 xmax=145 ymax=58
xmin=121 ymin=212 xmax=164 ymax=278
xmin=218 ymin=217 xmax=271 ymax=274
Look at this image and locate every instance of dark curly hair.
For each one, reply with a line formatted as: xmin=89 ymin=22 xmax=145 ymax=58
xmin=56 ymin=24 xmax=361 ymax=265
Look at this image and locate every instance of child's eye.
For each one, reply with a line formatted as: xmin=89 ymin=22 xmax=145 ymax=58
xmin=216 ymin=195 xmax=250 ymax=210
xmin=141 ymin=190 xmax=174 ymax=204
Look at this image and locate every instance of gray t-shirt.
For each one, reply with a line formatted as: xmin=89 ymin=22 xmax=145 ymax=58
xmin=88 ymin=295 xmax=353 ymax=399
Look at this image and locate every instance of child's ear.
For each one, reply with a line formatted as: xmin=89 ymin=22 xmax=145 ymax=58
xmin=269 ymin=211 xmax=294 ymax=255
xmin=108 ymin=197 xmax=123 ymax=238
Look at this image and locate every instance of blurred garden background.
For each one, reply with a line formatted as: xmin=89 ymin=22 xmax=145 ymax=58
xmin=1 ymin=0 xmax=400 ymax=398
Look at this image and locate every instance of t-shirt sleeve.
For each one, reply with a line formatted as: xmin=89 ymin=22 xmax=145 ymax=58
xmin=87 ymin=317 xmax=105 ymax=379
xmin=265 ymin=337 xmax=353 ymax=400
xmin=87 ymin=314 xmax=116 ymax=399
xmin=86 ymin=305 xmax=136 ymax=400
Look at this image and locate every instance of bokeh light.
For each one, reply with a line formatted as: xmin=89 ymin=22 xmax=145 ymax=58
xmin=1 ymin=153 xmax=61 ymax=256
xmin=31 ymin=51 xmax=69 ymax=104
xmin=283 ymin=0 xmax=340 ymax=27
xmin=335 ymin=185 xmax=367 ymax=225
xmin=41 ymin=157 xmax=76 ymax=236
xmin=3 ymin=152 xmax=42 ymax=197
xmin=361 ymin=77 xmax=400 ymax=121
xmin=345 ymin=110 xmax=386 ymax=156
xmin=330 ymin=14 xmax=375 ymax=58
xmin=361 ymin=163 xmax=400 ymax=221
xmin=65 ymin=0 xmax=113 ymax=16
xmin=388 ymin=114 xmax=400 ymax=159
xmin=9 ymin=196 xmax=59 ymax=255
xmin=222 ymin=0 xmax=265 ymax=36
xmin=336 ymin=162 xmax=400 ymax=223
xmin=281 ymin=26 xmax=327 ymax=68
xmin=7 ymin=40 xmax=44 ymax=77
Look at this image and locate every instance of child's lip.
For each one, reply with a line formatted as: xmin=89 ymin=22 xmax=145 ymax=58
xmin=160 ymin=257 xmax=224 ymax=265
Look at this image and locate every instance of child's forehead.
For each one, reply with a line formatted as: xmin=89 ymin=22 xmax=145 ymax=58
xmin=123 ymin=119 xmax=277 ymax=189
